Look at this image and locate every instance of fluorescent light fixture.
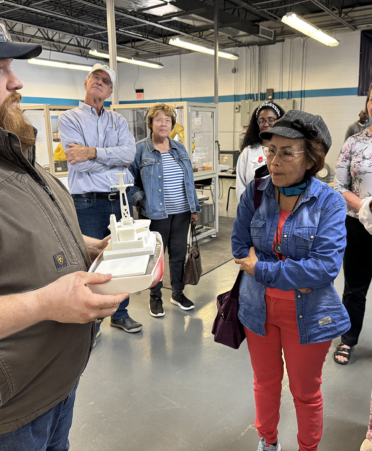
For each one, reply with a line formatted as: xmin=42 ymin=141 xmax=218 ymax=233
xmin=282 ymin=12 xmax=339 ymax=47
xmin=28 ymin=58 xmax=91 ymax=71
xmin=169 ymin=38 xmax=239 ymax=60
xmin=89 ymin=49 xmax=164 ymax=69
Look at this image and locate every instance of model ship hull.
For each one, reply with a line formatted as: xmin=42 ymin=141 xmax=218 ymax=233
xmin=88 ymin=232 xmax=164 ymax=295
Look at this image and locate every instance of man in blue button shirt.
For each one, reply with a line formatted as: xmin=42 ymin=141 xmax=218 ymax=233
xmin=59 ymin=63 xmax=142 ymax=338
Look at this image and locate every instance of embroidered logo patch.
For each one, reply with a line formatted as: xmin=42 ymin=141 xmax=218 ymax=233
xmin=53 ymin=252 xmax=68 ymax=271
xmin=318 ymin=316 xmax=332 ymax=326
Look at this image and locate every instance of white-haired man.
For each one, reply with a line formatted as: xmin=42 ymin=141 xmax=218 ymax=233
xmin=0 ymin=23 xmax=127 ymax=449
xmin=59 ymin=63 xmax=142 ymax=337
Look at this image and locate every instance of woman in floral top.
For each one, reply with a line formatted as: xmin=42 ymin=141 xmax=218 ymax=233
xmin=334 ymin=82 xmax=372 ymax=367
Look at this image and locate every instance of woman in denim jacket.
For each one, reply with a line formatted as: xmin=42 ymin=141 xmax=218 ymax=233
xmin=129 ymin=103 xmax=200 ymax=318
xmin=231 ymin=110 xmax=350 ymax=451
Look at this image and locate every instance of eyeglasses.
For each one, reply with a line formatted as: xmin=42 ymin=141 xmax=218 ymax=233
xmin=263 ymin=146 xmax=305 ymax=162
xmin=257 ymin=117 xmax=277 ymax=126
xmin=91 ymin=73 xmax=111 ymax=87
xmin=154 ymin=117 xmax=172 ymax=124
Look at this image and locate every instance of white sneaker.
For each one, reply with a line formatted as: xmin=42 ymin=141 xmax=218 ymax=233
xmin=361 ymin=439 xmax=372 ymax=451
xmin=257 ymin=437 xmax=281 ymax=451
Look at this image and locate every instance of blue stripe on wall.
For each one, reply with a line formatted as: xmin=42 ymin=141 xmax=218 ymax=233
xmin=21 ymin=97 xmax=112 ymax=107
xmin=20 ymin=87 xmax=360 ymax=106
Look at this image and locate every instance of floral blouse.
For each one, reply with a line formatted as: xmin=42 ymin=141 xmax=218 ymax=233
xmin=334 ymin=128 xmax=372 ymax=218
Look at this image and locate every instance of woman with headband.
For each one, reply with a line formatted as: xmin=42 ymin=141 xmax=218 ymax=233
xmin=236 ymin=102 xmax=285 ymax=200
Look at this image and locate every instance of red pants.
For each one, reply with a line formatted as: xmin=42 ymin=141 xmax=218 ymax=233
xmin=245 ymin=295 xmax=331 ymax=451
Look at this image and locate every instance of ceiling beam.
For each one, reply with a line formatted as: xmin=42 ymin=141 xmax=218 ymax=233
xmin=1 ymin=0 xmax=192 ymax=50
xmin=0 ymin=0 xmax=52 ymax=15
xmin=1 ymin=1 xmax=173 ymax=52
xmin=118 ymin=30 xmax=174 ymax=47
xmin=229 ymin=0 xmax=282 ymax=23
xmin=310 ymin=0 xmax=356 ymax=30
xmin=2 ymin=1 xmax=109 ymax=32
xmin=9 ymin=29 xmax=92 ymax=51
xmin=1 ymin=16 xmax=159 ymax=56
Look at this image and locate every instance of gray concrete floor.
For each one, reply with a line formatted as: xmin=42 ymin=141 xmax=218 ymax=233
xmin=218 ymin=177 xmax=239 ymax=219
xmin=69 ymin=179 xmax=372 ymax=451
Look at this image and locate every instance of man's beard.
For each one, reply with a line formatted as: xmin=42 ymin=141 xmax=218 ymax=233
xmin=0 ymin=92 xmax=36 ymax=152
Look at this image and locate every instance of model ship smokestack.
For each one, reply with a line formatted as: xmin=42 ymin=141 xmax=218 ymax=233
xmin=103 ymin=172 xmax=156 ymax=261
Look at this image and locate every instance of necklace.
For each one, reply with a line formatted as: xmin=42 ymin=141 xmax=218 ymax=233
xmin=274 ymin=190 xmax=300 ymax=256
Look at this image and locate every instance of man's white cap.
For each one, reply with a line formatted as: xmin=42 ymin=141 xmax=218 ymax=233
xmin=87 ymin=63 xmax=116 ymax=88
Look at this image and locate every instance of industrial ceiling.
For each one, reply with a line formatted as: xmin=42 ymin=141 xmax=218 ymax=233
xmin=1 ymin=0 xmax=372 ymax=63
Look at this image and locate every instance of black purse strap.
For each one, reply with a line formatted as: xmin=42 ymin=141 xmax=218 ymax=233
xmin=230 ymin=270 xmax=243 ymax=298
xmin=253 ymin=178 xmax=265 ymax=210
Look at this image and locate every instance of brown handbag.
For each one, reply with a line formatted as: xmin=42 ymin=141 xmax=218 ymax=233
xmin=183 ymin=223 xmax=202 ymax=285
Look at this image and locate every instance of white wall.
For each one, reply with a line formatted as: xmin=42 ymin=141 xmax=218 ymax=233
xmin=15 ymin=29 xmax=366 ymax=171
xmin=13 ymin=50 xmax=94 ymax=103
xmin=117 ymin=29 xmax=365 ymax=170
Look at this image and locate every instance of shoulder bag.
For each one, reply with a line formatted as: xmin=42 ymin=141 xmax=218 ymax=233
xmin=211 ymin=178 xmax=264 ymax=349
xmin=183 ymin=223 xmax=202 ymax=285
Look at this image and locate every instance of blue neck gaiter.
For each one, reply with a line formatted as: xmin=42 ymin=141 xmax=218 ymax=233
xmin=277 ymin=178 xmax=309 ymax=196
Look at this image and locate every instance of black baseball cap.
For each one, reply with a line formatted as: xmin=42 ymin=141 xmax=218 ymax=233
xmin=260 ymin=109 xmax=332 ymax=154
xmin=0 ymin=21 xmax=42 ymax=60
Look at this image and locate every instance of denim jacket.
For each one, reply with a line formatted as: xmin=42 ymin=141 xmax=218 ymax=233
xmin=231 ymin=176 xmax=351 ymax=345
xmin=129 ymin=134 xmax=200 ymax=219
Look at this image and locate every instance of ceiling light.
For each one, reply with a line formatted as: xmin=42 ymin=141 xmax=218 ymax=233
xmin=89 ymin=49 xmax=164 ymax=69
xmin=282 ymin=12 xmax=339 ymax=47
xmin=28 ymin=58 xmax=91 ymax=71
xmin=169 ymin=38 xmax=239 ymax=60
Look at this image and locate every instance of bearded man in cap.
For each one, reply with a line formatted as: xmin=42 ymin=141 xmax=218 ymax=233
xmin=0 ymin=22 xmax=128 ymax=449
xmin=59 ymin=63 xmax=142 ymax=338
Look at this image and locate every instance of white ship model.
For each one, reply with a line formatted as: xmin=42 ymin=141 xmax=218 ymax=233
xmin=88 ymin=173 xmax=164 ymax=295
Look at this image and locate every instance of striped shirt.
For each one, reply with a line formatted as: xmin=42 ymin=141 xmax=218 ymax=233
xmin=161 ymin=152 xmax=189 ymax=215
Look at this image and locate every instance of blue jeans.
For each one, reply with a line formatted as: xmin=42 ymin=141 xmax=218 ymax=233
xmin=0 ymin=384 xmax=78 ymax=451
xmin=73 ymin=191 xmax=133 ymax=320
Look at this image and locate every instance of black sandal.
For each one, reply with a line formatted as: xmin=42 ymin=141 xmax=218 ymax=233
xmin=333 ymin=343 xmax=352 ymax=365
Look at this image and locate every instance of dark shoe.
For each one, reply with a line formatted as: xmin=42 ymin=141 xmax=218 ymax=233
xmin=333 ymin=342 xmax=353 ymax=365
xmin=110 ymin=316 xmax=143 ymax=333
xmin=150 ymin=297 xmax=165 ymax=317
xmin=170 ymin=293 xmax=195 ymax=311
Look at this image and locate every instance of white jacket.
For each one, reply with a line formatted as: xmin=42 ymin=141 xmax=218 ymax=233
xmin=236 ymin=144 xmax=266 ymax=200
xmin=359 ymin=196 xmax=372 ymax=234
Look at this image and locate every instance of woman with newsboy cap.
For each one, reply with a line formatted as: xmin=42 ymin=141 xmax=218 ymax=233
xmin=232 ymin=110 xmax=350 ymax=451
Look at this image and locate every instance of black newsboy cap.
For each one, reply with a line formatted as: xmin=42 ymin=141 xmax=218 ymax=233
xmin=260 ymin=109 xmax=332 ymax=154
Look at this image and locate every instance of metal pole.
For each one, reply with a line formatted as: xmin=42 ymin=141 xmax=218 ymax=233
xmin=214 ymin=0 xmax=219 ymax=235
xmin=214 ymin=0 xmax=219 ymax=104
xmin=106 ymin=0 xmax=119 ymax=105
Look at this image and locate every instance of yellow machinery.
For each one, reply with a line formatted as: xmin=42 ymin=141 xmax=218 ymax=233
xmin=170 ymin=123 xmax=195 ymax=151
xmin=53 ymin=142 xmax=67 ymax=161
